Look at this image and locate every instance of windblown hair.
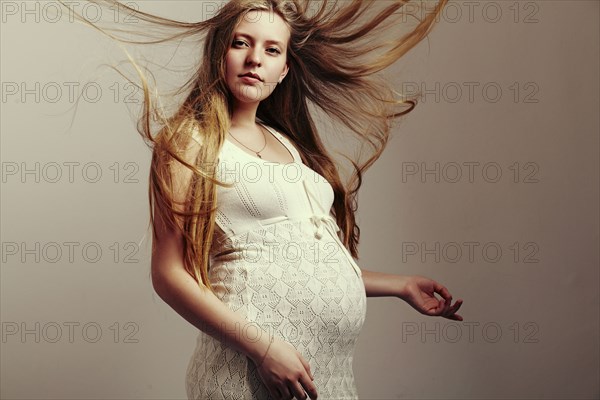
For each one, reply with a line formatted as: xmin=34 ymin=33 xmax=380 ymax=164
xmin=61 ymin=0 xmax=448 ymax=294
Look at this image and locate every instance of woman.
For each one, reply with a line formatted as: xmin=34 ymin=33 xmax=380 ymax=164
xmin=65 ymin=0 xmax=463 ymax=398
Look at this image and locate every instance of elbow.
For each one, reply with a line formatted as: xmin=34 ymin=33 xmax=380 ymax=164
xmin=151 ymin=272 xmax=165 ymax=300
xmin=150 ymin=261 xmax=197 ymax=301
xmin=151 ymin=264 xmax=171 ymax=301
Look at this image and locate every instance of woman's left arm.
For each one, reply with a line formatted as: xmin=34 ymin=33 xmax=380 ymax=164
xmin=360 ymin=269 xmax=464 ymax=321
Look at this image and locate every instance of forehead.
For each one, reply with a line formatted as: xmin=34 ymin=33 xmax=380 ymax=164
xmin=234 ymin=10 xmax=290 ymax=46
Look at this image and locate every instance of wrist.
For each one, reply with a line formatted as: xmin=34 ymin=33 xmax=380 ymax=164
xmin=394 ymin=274 xmax=411 ymax=300
xmin=247 ymin=332 xmax=274 ymax=364
xmin=255 ymin=336 xmax=274 ymax=367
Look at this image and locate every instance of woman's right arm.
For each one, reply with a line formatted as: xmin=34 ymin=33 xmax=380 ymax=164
xmin=149 ymin=130 xmax=318 ymax=399
xmin=150 ymin=213 xmax=270 ymax=361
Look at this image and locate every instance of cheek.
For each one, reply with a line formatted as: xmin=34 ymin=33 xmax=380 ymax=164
xmin=268 ymin=62 xmax=287 ymax=80
xmin=224 ymin=53 xmax=236 ymax=76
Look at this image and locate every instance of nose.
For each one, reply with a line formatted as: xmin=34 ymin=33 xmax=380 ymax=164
xmin=246 ymin=47 xmax=261 ymax=66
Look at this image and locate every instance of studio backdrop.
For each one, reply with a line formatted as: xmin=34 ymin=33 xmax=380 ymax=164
xmin=1 ymin=1 xmax=598 ymax=399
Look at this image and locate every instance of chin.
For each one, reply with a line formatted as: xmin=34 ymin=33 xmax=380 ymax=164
xmin=233 ymin=90 xmax=270 ymax=104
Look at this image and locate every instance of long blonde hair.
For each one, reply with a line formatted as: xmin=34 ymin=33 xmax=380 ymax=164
xmin=62 ymin=0 xmax=448 ymax=294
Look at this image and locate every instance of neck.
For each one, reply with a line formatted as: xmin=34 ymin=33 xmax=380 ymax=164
xmin=230 ymin=100 xmax=260 ymax=130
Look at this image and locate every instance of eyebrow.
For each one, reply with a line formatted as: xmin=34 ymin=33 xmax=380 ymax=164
xmin=233 ymin=32 xmax=285 ymax=48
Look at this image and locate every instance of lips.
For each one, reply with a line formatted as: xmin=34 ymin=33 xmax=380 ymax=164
xmin=239 ymin=72 xmax=262 ymax=82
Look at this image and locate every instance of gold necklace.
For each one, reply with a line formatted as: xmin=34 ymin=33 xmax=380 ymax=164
xmin=228 ymin=124 xmax=268 ymax=158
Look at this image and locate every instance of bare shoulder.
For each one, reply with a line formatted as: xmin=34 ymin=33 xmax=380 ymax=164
xmin=177 ymin=117 xmax=205 ymax=154
xmin=156 ymin=118 xmax=206 ymax=209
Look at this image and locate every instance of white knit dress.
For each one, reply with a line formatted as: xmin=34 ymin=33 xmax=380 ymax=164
xmin=185 ymin=122 xmax=367 ymax=399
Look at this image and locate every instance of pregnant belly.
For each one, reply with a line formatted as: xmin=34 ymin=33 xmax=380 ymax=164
xmin=208 ymin=233 xmax=367 ymax=348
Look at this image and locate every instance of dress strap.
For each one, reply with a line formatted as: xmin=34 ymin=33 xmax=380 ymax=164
xmin=259 ymin=124 xmax=303 ymax=164
xmin=301 ymin=177 xmax=363 ymax=278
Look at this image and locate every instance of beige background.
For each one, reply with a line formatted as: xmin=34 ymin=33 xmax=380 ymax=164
xmin=1 ymin=1 xmax=598 ymax=399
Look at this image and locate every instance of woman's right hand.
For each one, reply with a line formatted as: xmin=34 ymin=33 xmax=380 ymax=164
xmin=253 ymin=336 xmax=318 ymax=400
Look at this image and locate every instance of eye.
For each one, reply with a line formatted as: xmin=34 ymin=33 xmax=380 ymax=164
xmin=267 ymin=47 xmax=282 ymax=55
xmin=232 ymin=39 xmax=247 ymax=47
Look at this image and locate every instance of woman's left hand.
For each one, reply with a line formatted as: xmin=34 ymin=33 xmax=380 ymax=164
xmin=397 ymin=275 xmax=463 ymax=321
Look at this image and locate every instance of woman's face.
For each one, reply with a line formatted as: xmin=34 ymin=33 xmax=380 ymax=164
xmin=225 ymin=9 xmax=290 ymax=106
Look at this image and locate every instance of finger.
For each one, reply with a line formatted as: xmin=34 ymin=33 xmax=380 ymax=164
xmin=437 ymin=298 xmax=451 ymax=315
xmin=299 ymin=356 xmax=314 ymax=381
xmin=448 ymin=300 xmax=464 ymax=319
xmin=443 ymin=300 xmax=463 ymax=320
xmin=277 ymin=385 xmax=291 ymax=400
xmin=259 ymin=372 xmax=280 ymax=399
xmin=452 ymin=299 xmax=463 ymax=312
xmin=431 ymin=288 xmax=451 ymax=314
xmin=446 ymin=299 xmax=463 ymax=314
xmin=299 ymin=373 xmax=319 ymax=399
xmin=289 ymin=380 xmax=309 ymax=400
xmin=268 ymin=385 xmax=282 ymax=400
xmin=434 ymin=282 xmax=452 ymax=302
xmin=446 ymin=313 xmax=463 ymax=321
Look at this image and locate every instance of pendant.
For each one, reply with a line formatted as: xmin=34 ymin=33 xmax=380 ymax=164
xmin=257 ymin=153 xmax=262 ymax=159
